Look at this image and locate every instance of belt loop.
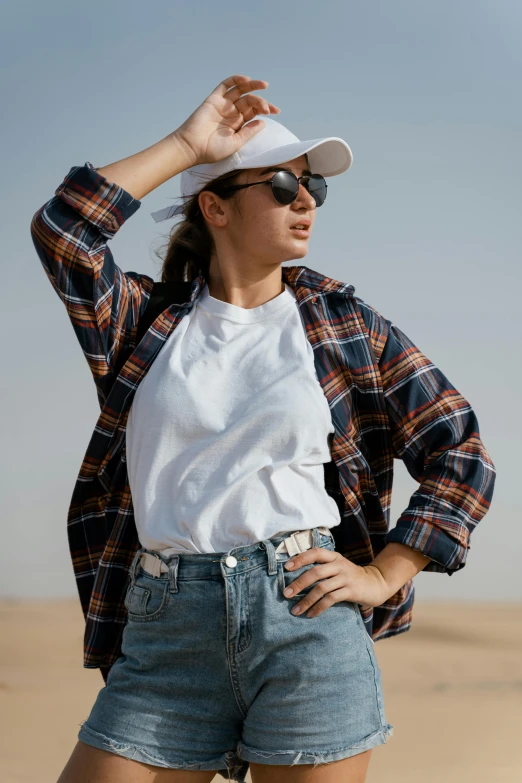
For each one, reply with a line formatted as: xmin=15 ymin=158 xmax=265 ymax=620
xmin=167 ymin=555 xmax=180 ymax=594
xmin=261 ymin=538 xmax=278 ymax=575
xmin=312 ymin=527 xmax=321 ymax=550
xmin=128 ymin=546 xmax=145 ymax=584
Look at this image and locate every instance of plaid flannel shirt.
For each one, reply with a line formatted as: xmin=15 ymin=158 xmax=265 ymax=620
xmin=30 ymin=162 xmax=497 ymax=683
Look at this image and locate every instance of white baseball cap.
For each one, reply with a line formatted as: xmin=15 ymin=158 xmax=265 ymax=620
xmin=150 ymin=116 xmax=353 ymax=223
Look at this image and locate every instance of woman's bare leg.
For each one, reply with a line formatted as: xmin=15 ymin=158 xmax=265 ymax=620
xmin=56 ymin=739 xmax=218 ymax=783
xmin=249 ymin=748 xmax=373 ymax=782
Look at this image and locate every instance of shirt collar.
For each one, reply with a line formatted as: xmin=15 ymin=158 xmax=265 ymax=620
xmin=187 ymin=265 xmax=355 ymax=307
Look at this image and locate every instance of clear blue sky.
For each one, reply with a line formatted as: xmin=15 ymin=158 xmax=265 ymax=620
xmin=1 ymin=0 xmax=520 ymax=600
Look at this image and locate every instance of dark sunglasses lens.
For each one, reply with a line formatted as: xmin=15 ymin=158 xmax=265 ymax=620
xmin=271 ymin=171 xmax=327 ymax=206
xmin=308 ymin=174 xmax=327 ymax=206
xmin=271 ymin=171 xmax=299 ymax=204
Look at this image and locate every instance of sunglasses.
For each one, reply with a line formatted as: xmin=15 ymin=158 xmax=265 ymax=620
xmin=216 ymin=171 xmax=328 ymax=207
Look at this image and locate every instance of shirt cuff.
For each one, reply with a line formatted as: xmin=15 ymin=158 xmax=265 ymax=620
xmin=384 ymin=519 xmax=470 ymax=576
xmin=54 ymin=161 xmax=141 ymax=239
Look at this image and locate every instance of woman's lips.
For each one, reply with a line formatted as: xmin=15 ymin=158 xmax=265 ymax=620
xmin=290 ymin=227 xmax=310 ymax=237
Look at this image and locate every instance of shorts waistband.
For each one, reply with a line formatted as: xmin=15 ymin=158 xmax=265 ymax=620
xmin=129 ymin=526 xmax=334 ymax=583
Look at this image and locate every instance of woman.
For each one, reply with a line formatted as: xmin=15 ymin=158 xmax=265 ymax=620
xmin=31 ymin=74 xmax=496 ymax=783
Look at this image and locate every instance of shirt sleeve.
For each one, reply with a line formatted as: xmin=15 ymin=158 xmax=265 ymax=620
xmin=357 ymin=298 xmax=497 ymax=575
xmin=30 ymin=162 xmax=154 ymax=406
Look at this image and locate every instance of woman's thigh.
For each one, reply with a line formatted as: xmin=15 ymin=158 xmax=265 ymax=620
xmin=250 ymin=748 xmax=372 ymax=783
xmin=57 ymin=740 xmax=217 ymax=783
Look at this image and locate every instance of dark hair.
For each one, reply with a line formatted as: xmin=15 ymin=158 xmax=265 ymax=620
xmin=154 ymin=168 xmax=244 ymax=284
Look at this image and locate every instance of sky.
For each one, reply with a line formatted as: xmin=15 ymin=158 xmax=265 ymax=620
xmin=1 ymin=0 xmax=520 ymax=601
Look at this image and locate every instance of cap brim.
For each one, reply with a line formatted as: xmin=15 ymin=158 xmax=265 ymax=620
xmin=234 ymin=136 xmax=353 ymax=177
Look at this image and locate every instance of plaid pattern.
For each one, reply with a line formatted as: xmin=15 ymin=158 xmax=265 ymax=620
xmin=31 ymin=162 xmax=496 ymax=680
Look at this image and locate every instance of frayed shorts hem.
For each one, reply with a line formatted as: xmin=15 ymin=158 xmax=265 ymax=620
xmin=78 ymin=720 xmax=393 ymax=781
xmin=77 ymin=721 xmax=243 ymax=779
xmin=236 ymin=723 xmax=395 ymax=768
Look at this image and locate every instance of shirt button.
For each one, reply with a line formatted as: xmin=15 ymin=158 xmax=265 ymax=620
xmin=225 ymin=556 xmax=238 ymax=568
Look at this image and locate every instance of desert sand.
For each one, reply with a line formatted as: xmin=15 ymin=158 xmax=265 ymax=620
xmin=1 ymin=600 xmax=521 ymax=783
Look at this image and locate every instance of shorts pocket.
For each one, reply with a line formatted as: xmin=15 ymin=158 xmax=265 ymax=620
xmin=124 ymin=569 xmax=170 ymax=622
xmin=279 ymin=538 xmax=335 ymax=600
xmin=353 ymin=602 xmax=377 ymax=648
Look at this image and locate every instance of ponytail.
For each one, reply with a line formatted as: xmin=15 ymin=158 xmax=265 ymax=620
xmin=154 ymin=168 xmax=244 ymax=283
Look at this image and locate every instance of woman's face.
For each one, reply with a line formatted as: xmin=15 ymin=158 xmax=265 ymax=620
xmin=200 ymin=154 xmax=318 ymax=270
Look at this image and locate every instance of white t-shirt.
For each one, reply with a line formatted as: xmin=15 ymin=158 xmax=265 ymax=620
xmin=126 ymin=281 xmax=341 ymax=554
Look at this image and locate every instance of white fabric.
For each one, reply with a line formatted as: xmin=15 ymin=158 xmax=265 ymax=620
xmin=150 ymin=116 xmax=353 ymax=221
xmin=126 ymin=282 xmax=341 ymax=554
xmin=139 ymin=527 xmax=334 ymax=576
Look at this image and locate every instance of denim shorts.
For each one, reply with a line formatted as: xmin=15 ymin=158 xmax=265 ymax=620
xmin=78 ymin=526 xmax=394 ymax=782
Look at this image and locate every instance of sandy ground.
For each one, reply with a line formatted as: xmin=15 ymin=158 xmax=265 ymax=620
xmin=1 ymin=599 xmax=521 ymax=783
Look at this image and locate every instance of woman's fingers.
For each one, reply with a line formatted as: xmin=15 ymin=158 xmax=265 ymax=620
xmin=215 ymin=74 xmax=268 ymax=96
xmin=176 ymin=74 xmax=279 ymax=165
xmin=216 ymin=75 xmax=270 ymax=106
xmin=242 ymin=102 xmax=280 ymax=122
xmin=211 ymin=74 xmax=280 ymax=124
xmin=213 ymin=74 xmax=255 ymax=96
xmin=226 ymin=80 xmax=270 ymax=104
xmin=234 ymin=93 xmax=280 ymax=121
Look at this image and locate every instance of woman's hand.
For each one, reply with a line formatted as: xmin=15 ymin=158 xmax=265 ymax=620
xmin=283 ymin=548 xmax=392 ymax=618
xmin=173 ymin=74 xmax=280 ymax=169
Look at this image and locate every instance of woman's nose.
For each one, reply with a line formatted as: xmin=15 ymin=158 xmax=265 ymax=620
xmin=296 ymin=183 xmax=316 ymax=210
